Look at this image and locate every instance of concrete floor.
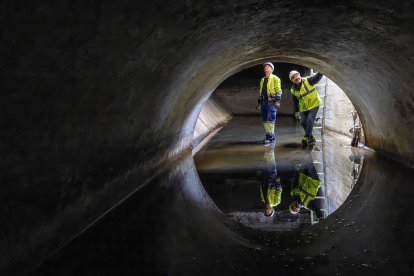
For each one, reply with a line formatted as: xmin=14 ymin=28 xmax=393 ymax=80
xmin=35 ymin=116 xmax=414 ymax=276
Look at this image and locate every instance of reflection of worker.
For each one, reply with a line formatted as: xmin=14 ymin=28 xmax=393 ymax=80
xmin=289 ymin=152 xmax=323 ymax=220
xmin=257 ymin=62 xmax=282 ymax=144
xmin=289 ymin=70 xmax=323 ymax=146
xmin=257 ymin=145 xmax=282 ymax=217
xmin=349 ymin=147 xmax=363 ymax=189
xmin=350 ymin=109 xmax=362 ymax=147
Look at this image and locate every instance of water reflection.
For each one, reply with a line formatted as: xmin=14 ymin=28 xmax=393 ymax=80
xmin=349 ymin=147 xmax=364 ymax=190
xmin=257 ymin=144 xmax=281 ymax=217
xmin=194 ymin=116 xmax=370 ymax=231
xmin=288 ymin=147 xmax=323 ymax=221
xmin=256 ymin=144 xmax=323 ymax=222
xmin=34 ymin=126 xmax=414 ymax=276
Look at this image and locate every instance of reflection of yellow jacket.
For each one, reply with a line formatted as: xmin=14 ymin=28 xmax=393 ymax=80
xmin=290 ymin=78 xmax=321 ymax=112
xmin=290 ymin=173 xmax=321 ymax=207
xmin=260 ymin=187 xmax=282 ymax=207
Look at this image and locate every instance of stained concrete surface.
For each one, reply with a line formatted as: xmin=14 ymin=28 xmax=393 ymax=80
xmin=36 ymin=116 xmax=414 ymax=275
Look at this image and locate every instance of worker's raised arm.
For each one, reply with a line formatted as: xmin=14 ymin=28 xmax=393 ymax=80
xmin=307 ymin=72 xmax=323 ymax=86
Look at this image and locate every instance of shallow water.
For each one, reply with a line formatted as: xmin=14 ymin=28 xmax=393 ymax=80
xmin=36 ymin=116 xmax=414 ymax=276
xmin=194 ymin=115 xmax=371 ymax=231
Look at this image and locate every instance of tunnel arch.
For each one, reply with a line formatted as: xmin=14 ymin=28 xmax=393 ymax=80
xmin=2 ymin=1 xmax=414 ymax=274
xmin=192 ymin=60 xmax=367 ymax=228
xmin=141 ymin=3 xmax=414 ymax=166
xmin=183 ymin=55 xmax=368 ymax=157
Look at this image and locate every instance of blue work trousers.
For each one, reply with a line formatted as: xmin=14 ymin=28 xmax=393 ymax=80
xmin=261 ymin=100 xmax=277 ymax=140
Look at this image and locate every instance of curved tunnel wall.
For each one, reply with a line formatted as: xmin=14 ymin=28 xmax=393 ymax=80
xmin=3 ymin=1 xmax=414 ymax=182
xmin=1 ymin=0 xmax=414 ymax=273
xmin=192 ymin=94 xmax=233 ymax=149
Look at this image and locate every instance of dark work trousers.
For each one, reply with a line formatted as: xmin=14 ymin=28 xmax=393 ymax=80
xmin=300 ymin=106 xmax=319 ymax=138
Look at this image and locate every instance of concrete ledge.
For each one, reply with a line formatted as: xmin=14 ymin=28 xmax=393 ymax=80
xmin=192 ymin=94 xmax=233 ymax=151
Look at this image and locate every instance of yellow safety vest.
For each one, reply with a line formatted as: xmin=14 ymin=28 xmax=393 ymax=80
xmin=260 ymin=186 xmax=282 ymax=207
xmin=259 ymin=74 xmax=282 ymax=97
xmin=290 ymin=78 xmax=321 ymax=112
xmin=290 ymin=173 xmax=321 ymax=207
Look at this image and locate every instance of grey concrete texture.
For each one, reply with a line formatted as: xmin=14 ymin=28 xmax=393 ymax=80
xmin=324 ymin=78 xmax=365 ymax=141
xmin=214 ymin=85 xmax=296 ymax=115
xmin=213 ymin=64 xmax=310 ymax=115
xmin=323 ymin=131 xmax=373 ymax=215
xmin=36 ymin=144 xmax=414 ymax=276
xmin=1 ymin=0 xmax=414 ymax=274
xmin=192 ymin=94 xmax=233 ymax=146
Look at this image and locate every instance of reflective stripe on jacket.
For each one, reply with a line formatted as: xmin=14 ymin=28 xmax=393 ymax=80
xmin=290 ymin=78 xmax=321 ymax=111
xmin=290 ymin=173 xmax=321 ymax=207
xmin=259 ymin=74 xmax=282 ymax=97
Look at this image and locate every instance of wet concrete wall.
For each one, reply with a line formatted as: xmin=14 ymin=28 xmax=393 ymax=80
xmin=323 ymin=131 xmax=372 ymax=214
xmin=212 ymin=64 xmax=308 ymax=115
xmin=214 ymin=84 xmax=295 ymax=115
xmin=325 ymin=78 xmax=364 ymax=139
xmin=1 ymin=0 xmax=414 ymax=274
xmin=36 ymin=152 xmax=414 ymax=276
xmin=192 ymin=94 xmax=232 ymax=148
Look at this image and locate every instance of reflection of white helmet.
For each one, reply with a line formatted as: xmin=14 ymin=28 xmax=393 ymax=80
xmin=289 ymin=70 xmax=300 ymax=80
xmin=263 ymin=62 xmax=274 ymax=71
xmin=289 ymin=202 xmax=300 ymax=214
xmin=264 ymin=209 xmax=275 ymax=217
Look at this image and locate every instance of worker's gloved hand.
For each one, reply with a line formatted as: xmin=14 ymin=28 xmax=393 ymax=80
xmin=269 ymin=95 xmax=281 ymax=108
xmin=256 ymin=96 xmax=263 ymax=110
xmin=275 ymin=100 xmax=281 ymax=108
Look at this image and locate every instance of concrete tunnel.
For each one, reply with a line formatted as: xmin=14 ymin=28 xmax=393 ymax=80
xmin=1 ymin=0 xmax=414 ymax=275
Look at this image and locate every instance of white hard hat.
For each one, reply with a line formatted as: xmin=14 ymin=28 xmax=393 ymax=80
xmin=263 ymin=62 xmax=274 ymax=71
xmin=289 ymin=70 xmax=300 ymax=80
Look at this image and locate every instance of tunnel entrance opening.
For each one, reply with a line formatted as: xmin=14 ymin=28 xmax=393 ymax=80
xmin=193 ymin=62 xmax=370 ymax=231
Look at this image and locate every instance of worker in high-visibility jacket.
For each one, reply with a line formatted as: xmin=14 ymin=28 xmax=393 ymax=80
xmin=289 ymin=70 xmax=323 ymax=146
xmin=289 ymin=156 xmax=323 ymax=220
xmin=257 ymin=144 xmax=282 ymax=217
xmin=257 ymin=62 xmax=282 ymax=144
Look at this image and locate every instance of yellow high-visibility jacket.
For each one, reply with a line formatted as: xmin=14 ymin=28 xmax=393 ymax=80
xmin=260 ymin=186 xmax=282 ymax=207
xmin=290 ymin=78 xmax=321 ymax=111
xmin=259 ymin=74 xmax=282 ymax=98
xmin=290 ymin=173 xmax=321 ymax=207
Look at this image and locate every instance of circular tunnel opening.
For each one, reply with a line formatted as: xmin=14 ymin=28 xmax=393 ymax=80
xmin=193 ymin=62 xmax=371 ymax=231
xmin=4 ymin=1 xmax=414 ymax=274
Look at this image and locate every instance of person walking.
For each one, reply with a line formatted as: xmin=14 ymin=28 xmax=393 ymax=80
xmin=257 ymin=62 xmax=282 ymax=144
xmin=289 ymin=70 xmax=323 ymax=146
